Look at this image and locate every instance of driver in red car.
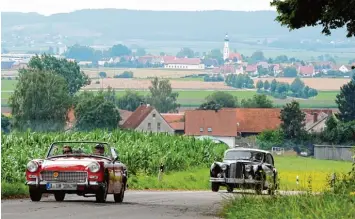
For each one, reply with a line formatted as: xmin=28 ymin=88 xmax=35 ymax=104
xmin=94 ymin=144 xmax=105 ymax=156
xmin=63 ymin=145 xmax=72 ymax=154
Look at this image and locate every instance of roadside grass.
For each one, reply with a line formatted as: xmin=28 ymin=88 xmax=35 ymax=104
xmin=1 ymin=182 xmax=28 ymax=199
xmin=219 ymin=192 xmax=355 ymax=219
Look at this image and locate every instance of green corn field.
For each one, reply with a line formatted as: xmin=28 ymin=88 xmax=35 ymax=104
xmin=1 ymin=129 xmax=228 ymax=183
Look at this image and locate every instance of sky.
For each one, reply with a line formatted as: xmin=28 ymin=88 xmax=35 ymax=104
xmin=1 ymin=0 xmax=275 ymax=15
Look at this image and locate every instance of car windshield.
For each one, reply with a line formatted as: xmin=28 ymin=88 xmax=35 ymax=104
xmin=47 ymin=142 xmax=112 ymax=159
xmin=224 ymin=150 xmax=264 ymax=162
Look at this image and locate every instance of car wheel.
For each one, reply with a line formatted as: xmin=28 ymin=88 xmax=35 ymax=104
xmin=114 ymin=183 xmax=125 ymax=203
xmin=227 ymin=185 xmax=234 ymax=193
xmin=255 ymin=184 xmax=262 ymax=195
xmin=29 ymin=187 xmax=42 ymax=202
xmin=96 ymin=181 xmax=108 ymax=203
xmin=54 ymin=192 xmax=65 ymax=201
xmin=211 ymin=182 xmax=219 ymax=192
xmin=267 ymin=188 xmax=275 ymax=195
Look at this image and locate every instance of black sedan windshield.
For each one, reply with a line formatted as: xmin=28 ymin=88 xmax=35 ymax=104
xmin=224 ymin=151 xmax=264 ymax=161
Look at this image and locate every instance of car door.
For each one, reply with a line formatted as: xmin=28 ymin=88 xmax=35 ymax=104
xmin=263 ymin=154 xmax=275 ymax=185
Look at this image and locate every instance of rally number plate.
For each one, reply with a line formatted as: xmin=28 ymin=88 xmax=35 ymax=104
xmin=46 ymin=183 xmax=77 ymax=190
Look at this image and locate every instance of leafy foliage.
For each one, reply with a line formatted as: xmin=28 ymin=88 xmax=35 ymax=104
xmin=9 ymin=69 xmax=71 ymax=132
xmin=225 ymin=74 xmax=255 ymax=89
xmin=117 ymin=90 xmax=145 ymax=112
xmin=146 ymin=77 xmax=180 ymax=113
xmin=279 ymin=101 xmax=306 ymax=140
xmin=176 ymin=47 xmax=195 ymax=58
xmin=204 ymin=91 xmax=238 ymax=108
xmin=335 ymin=74 xmax=355 ymax=122
xmin=256 ymin=129 xmax=284 ymax=150
xmin=74 ymin=90 xmax=121 ymax=131
xmin=23 ymin=54 xmax=90 ymax=95
xmin=1 ymin=114 xmax=11 ymax=133
xmin=113 ymin=71 xmax=134 ymax=78
xmin=270 ymin=0 xmax=355 ymax=37
xmin=240 ymin=94 xmax=273 ymax=108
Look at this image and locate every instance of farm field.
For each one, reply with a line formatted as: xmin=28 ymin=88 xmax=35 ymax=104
xmin=1 ymin=78 xmax=340 ymax=108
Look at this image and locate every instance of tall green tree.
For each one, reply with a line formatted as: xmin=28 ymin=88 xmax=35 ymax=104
xmin=117 ymin=90 xmax=145 ymax=111
xmin=1 ymin=114 xmax=11 ymax=133
xmin=256 ymin=80 xmax=264 ymax=90
xmin=279 ymin=101 xmax=306 ymax=140
xmin=23 ymin=54 xmax=90 ymax=95
xmin=270 ymin=79 xmax=277 ymax=92
xmin=264 ymin=80 xmax=270 ymax=90
xmin=290 ymin=77 xmax=305 ymax=93
xmin=335 ymin=74 xmax=355 ymax=122
xmin=203 ymin=91 xmax=238 ymax=108
xmin=109 ymin=44 xmax=132 ymax=57
xmin=9 ymin=69 xmax=72 ymax=131
xmin=74 ymin=90 xmax=121 ymax=131
xmin=146 ymin=77 xmax=180 ymax=113
xmin=270 ymin=0 xmax=355 ymax=37
xmin=136 ymin=48 xmax=146 ymax=56
xmin=283 ymin=67 xmax=298 ymax=77
xmin=241 ymin=94 xmax=273 ymax=108
xmin=176 ymin=47 xmax=195 ymax=58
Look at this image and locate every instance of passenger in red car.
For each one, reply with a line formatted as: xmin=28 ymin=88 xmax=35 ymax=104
xmin=94 ymin=144 xmax=105 ymax=156
xmin=63 ymin=145 xmax=72 ymax=154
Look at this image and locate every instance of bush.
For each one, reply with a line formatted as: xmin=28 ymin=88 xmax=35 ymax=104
xmin=114 ymin=71 xmax=133 ymax=78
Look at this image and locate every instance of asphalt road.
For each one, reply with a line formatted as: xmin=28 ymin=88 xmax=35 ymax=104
xmin=2 ymin=190 xmax=305 ymax=219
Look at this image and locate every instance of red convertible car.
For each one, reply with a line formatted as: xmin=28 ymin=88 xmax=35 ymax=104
xmin=25 ymin=141 xmax=128 ymax=203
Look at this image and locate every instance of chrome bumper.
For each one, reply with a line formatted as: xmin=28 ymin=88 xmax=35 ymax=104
xmin=25 ymin=176 xmax=99 ymax=186
xmin=210 ymin=177 xmax=262 ymax=184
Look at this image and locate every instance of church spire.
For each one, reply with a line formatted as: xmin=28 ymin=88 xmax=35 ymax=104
xmin=223 ymin=33 xmax=230 ymax=61
xmin=224 ymin=33 xmax=229 ymax=42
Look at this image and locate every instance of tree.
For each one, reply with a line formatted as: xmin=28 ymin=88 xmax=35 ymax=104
xmin=270 ymin=0 xmax=355 ymax=37
xmin=136 ymin=48 xmax=146 ymax=56
xmin=146 ymin=77 xmax=180 ymax=113
xmin=117 ymin=90 xmax=145 ymax=111
xmin=256 ymin=80 xmax=264 ymax=90
xmin=290 ymin=77 xmax=305 ymax=93
xmin=241 ymin=94 xmax=273 ymax=108
xmin=279 ymin=101 xmax=306 ymax=140
xmin=250 ymin=51 xmax=266 ymax=62
xmin=283 ymin=67 xmax=298 ymax=77
xmin=264 ymin=80 xmax=270 ymax=90
xmin=270 ymin=79 xmax=277 ymax=92
xmin=204 ymin=91 xmax=238 ymax=108
xmin=335 ymin=74 xmax=355 ymax=122
xmin=64 ymin=44 xmax=98 ymax=61
xmin=74 ymin=90 xmax=121 ymax=131
xmin=99 ymin=72 xmax=107 ymax=78
xmin=9 ymin=69 xmax=72 ymax=131
xmin=198 ymin=100 xmax=222 ymax=111
xmin=23 ymin=54 xmax=90 ymax=95
xmin=109 ymin=44 xmax=131 ymax=57
xmin=176 ymin=47 xmax=194 ymax=58
xmin=1 ymin=114 xmax=11 ymax=133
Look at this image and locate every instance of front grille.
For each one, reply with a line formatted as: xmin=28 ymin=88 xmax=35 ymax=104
xmin=41 ymin=171 xmax=87 ymax=183
xmin=229 ymin=163 xmax=243 ymax=179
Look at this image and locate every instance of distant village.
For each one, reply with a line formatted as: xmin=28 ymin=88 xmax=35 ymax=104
xmin=1 ymin=34 xmax=354 ymax=79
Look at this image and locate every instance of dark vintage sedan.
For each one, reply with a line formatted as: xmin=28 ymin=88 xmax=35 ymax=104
xmin=209 ymin=148 xmax=278 ymax=195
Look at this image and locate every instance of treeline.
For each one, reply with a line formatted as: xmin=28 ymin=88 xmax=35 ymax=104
xmin=225 ymin=74 xmax=255 ymax=89
xmin=256 ymin=75 xmax=355 ymax=153
xmin=256 ymin=78 xmax=318 ymax=99
xmin=203 ymin=74 xmax=224 ymax=82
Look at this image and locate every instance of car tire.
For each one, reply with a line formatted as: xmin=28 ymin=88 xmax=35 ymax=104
xmin=54 ymin=192 xmax=65 ymax=201
xmin=227 ymin=185 xmax=234 ymax=193
xmin=255 ymin=184 xmax=262 ymax=195
xmin=211 ymin=182 xmax=219 ymax=192
xmin=114 ymin=183 xmax=125 ymax=203
xmin=96 ymin=181 xmax=108 ymax=203
xmin=29 ymin=187 xmax=42 ymax=202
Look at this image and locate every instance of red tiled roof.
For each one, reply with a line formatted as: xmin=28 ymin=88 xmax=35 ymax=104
xmin=221 ymin=108 xmax=282 ymax=133
xmin=121 ymin=105 xmax=154 ymax=129
xmin=169 ymin=122 xmax=185 ymax=131
xmin=164 ymin=58 xmax=201 ymax=65
xmin=184 ymin=110 xmax=237 ymax=137
xmin=229 ymin=53 xmax=243 ymax=61
xmin=161 ymin=113 xmax=185 ymax=131
xmin=118 ymin=109 xmax=133 ymax=125
xmin=246 ymin=64 xmax=257 ymax=72
xmin=162 ymin=56 xmax=176 ymax=63
xmin=299 ymin=66 xmax=314 ymax=75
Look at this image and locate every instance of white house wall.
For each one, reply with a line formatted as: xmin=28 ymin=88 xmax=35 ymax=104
xmin=136 ymin=109 xmax=175 ymax=134
xmin=164 ymin=64 xmax=205 ymax=70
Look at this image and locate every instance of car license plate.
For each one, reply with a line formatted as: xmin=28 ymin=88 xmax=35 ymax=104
xmin=46 ymin=183 xmax=77 ymax=190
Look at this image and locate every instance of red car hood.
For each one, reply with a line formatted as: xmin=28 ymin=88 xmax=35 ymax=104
xmin=41 ymin=157 xmax=107 ymax=171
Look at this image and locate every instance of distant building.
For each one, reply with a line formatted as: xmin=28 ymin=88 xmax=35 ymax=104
xmin=163 ymin=57 xmax=205 ymax=70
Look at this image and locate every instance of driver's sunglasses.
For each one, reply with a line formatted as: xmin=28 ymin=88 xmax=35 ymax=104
xmin=63 ymin=150 xmax=71 ymax=154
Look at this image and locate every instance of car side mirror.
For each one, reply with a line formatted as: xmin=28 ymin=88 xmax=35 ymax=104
xmin=113 ymin=155 xmax=120 ymax=162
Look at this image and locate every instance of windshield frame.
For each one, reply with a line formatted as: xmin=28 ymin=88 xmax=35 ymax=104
xmin=46 ymin=141 xmax=113 ymax=160
xmin=223 ymin=150 xmax=265 ymax=162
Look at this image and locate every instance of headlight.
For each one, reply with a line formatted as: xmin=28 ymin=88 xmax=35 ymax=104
xmin=27 ymin=161 xmax=38 ymax=172
xmin=245 ymin=165 xmax=252 ymax=172
xmin=221 ymin=164 xmax=227 ymax=171
xmin=88 ymin=162 xmax=100 ymax=173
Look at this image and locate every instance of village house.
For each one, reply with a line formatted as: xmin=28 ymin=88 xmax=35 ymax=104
xmin=121 ymin=104 xmax=178 ymax=134
xmin=163 ymin=57 xmax=205 ymax=70
xmin=303 ymin=109 xmax=333 ymax=133
xmin=245 ymin=64 xmax=258 ymax=75
xmin=298 ymin=65 xmax=315 ymax=77
xmin=161 ymin=113 xmax=185 ymax=134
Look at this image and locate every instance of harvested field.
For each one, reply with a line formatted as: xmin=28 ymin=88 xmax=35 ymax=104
xmin=255 ymin=77 xmax=350 ymax=91
xmin=82 ymin=68 xmax=204 ymax=78
xmin=85 ymin=78 xmax=230 ymax=90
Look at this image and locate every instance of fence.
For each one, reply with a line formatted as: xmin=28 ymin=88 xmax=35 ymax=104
xmin=314 ymin=144 xmax=355 ymax=161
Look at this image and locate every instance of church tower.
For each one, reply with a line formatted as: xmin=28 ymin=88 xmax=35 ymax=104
xmin=223 ymin=33 xmax=230 ymax=61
